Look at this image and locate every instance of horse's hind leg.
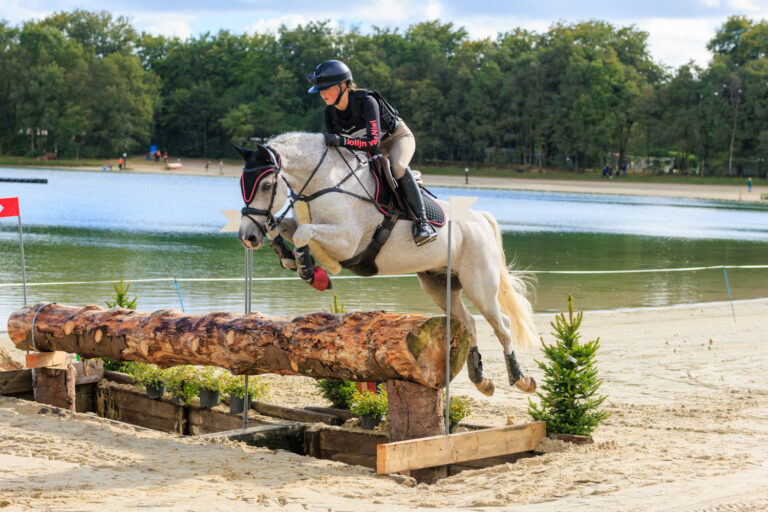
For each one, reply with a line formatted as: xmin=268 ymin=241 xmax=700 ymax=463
xmin=458 ymin=265 xmax=536 ymax=393
xmin=416 ymin=272 xmax=495 ymax=397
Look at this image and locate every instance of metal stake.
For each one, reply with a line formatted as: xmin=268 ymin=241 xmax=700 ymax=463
xmin=18 ymin=215 xmax=27 ymax=306
xmin=243 ymin=248 xmax=252 ymax=430
xmin=444 ymin=220 xmax=452 ymax=435
xmin=723 ymin=266 xmax=736 ymax=323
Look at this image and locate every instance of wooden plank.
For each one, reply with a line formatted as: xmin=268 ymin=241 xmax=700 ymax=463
xmin=187 ymin=407 xmax=270 ymax=435
xmin=377 ymin=421 xmax=546 ymax=474
xmin=0 ymin=369 xmax=33 ymax=394
xmin=103 ymin=370 xmax=134 ymax=385
xmin=446 ymin=451 xmax=538 ymax=476
xmin=25 ymin=351 xmax=67 ymax=369
xmin=303 ymin=406 xmax=359 ymax=422
xmin=98 ymin=382 xmax=185 ymax=434
xmin=33 ymin=365 xmax=76 ymax=411
xmin=304 ymin=426 xmax=385 ymax=469
xmin=252 ymin=401 xmax=341 ymax=425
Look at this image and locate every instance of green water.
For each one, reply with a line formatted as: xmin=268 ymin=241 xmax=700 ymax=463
xmin=1 ymin=167 xmax=766 ymax=327
xmin=2 ymin=227 xmax=766 ymax=326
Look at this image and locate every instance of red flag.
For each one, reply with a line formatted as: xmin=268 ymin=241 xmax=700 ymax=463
xmin=0 ymin=197 xmax=20 ymax=218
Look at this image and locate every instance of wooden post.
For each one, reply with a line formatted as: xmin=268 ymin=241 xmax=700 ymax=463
xmin=32 ymin=364 xmax=76 ymax=411
xmin=386 ymin=379 xmax=447 ymax=483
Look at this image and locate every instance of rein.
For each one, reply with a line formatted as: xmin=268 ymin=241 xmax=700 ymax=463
xmin=241 ymin=144 xmax=387 ymax=236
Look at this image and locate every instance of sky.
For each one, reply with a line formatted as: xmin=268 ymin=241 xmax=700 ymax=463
xmin=3 ymin=1 xmax=768 ymax=68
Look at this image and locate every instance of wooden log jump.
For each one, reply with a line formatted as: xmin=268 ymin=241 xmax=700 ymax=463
xmin=8 ymin=303 xmax=470 ymax=388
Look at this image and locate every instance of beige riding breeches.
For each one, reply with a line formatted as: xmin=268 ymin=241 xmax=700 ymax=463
xmin=378 ymin=119 xmax=415 ymax=179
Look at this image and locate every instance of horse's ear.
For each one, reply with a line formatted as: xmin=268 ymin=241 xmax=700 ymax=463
xmin=232 ymin=144 xmax=252 ymax=161
xmin=256 ymin=144 xmax=274 ymax=163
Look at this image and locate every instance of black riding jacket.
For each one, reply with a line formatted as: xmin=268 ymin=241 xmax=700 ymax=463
xmin=324 ymin=90 xmax=397 ymax=153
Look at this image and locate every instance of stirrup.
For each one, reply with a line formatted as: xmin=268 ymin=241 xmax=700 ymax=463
xmin=412 ymin=220 xmax=437 ymax=246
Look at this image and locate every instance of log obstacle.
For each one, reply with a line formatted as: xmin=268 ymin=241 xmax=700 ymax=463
xmin=8 ymin=303 xmax=470 ymax=388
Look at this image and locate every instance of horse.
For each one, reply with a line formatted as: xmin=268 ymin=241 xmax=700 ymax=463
xmin=234 ymin=132 xmax=537 ymax=396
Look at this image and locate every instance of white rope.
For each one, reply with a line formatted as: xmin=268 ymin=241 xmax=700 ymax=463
xmin=0 ymin=265 xmax=766 ymax=288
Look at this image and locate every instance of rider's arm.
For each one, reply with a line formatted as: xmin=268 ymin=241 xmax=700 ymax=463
xmin=340 ymin=95 xmax=381 ymax=152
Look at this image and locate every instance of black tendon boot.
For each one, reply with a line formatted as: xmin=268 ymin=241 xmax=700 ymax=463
xmin=505 ymin=352 xmax=537 ymax=393
xmin=397 ymin=168 xmax=437 ymax=246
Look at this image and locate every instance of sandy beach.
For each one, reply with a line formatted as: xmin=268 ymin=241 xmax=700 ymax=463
xmin=1 ymin=298 xmax=767 ymax=511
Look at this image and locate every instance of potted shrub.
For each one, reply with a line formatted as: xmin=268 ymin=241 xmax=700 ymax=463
xmin=131 ymin=363 xmax=167 ymax=399
xmin=350 ymin=389 xmax=388 ymax=430
xmin=448 ymin=395 xmax=471 ymax=431
xmin=195 ymin=366 xmax=223 ymax=409
xmin=222 ymin=373 xmax=269 ymax=414
xmin=166 ymin=366 xmax=198 ymax=405
xmin=315 ymin=379 xmax=357 ymax=409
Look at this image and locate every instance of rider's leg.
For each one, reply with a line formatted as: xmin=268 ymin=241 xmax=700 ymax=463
xmin=380 ymin=120 xmax=436 ymax=246
xmin=398 ymin=169 xmax=437 ymax=246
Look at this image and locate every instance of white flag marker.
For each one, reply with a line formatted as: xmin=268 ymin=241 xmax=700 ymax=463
xmin=220 ymin=210 xmax=241 ymax=232
xmin=448 ymin=196 xmax=478 ymax=222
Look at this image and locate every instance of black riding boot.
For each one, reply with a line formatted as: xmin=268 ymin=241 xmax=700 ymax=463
xmin=397 ymin=168 xmax=437 ymax=246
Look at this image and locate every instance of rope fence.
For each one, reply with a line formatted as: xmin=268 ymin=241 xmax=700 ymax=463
xmin=1 ymin=264 xmax=766 ymax=288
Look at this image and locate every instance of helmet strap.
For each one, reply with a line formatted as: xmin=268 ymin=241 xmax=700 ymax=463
xmin=332 ymin=83 xmax=348 ymax=107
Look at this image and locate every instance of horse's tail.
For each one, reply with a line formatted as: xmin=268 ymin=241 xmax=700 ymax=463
xmin=480 ymin=211 xmax=538 ymax=350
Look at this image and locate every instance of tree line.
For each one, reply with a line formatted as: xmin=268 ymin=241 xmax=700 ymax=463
xmin=1 ymin=10 xmax=767 ymax=176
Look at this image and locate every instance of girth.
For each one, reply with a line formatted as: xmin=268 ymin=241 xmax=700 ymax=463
xmin=338 ymin=214 xmax=398 ymax=277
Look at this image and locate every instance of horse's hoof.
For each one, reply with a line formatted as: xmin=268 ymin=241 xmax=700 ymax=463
xmin=474 ymin=378 xmax=495 ymax=397
xmin=514 ymin=376 xmax=536 ymax=393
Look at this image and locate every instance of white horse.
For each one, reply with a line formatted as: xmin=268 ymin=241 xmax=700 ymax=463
xmin=235 ymin=132 xmax=537 ymax=395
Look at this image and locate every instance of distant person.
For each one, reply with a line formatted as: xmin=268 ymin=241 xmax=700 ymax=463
xmin=602 ymin=165 xmax=608 ymax=178
xmin=155 ymin=149 xmax=160 ymax=162
xmin=622 ymin=164 xmax=627 ymax=177
xmin=107 ymin=161 xmax=113 ymax=171
xmin=218 ymin=160 xmax=224 ymax=175
xmin=163 ymin=151 xmax=168 ymax=164
xmin=748 ymin=177 xmax=752 ymax=192
xmin=146 ymin=152 xmax=151 ymax=161
xmin=118 ymin=157 xmax=124 ymax=170
xmin=205 ymin=160 xmax=210 ymax=173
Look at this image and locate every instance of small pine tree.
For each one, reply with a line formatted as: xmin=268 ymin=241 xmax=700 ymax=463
xmin=528 ymin=295 xmax=608 ymax=436
xmin=102 ymin=279 xmax=138 ymax=372
xmin=105 ymin=279 xmax=137 ymax=310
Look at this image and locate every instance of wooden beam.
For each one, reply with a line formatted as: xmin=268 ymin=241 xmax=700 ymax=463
xmin=0 ymin=369 xmax=33 ymax=395
xmin=25 ymin=351 xmax=67 ymax=369
xmin=252 ymin=401 xmax=341 ymax=425
xmin=9 ymin=303 xmax=470 ymax=389
xmin=377 ymin=421 xmax=546 ymax=474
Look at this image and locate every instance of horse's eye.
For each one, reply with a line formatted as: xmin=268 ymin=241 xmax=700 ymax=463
xmin=261 ymin=181 xmax=272 ymax=191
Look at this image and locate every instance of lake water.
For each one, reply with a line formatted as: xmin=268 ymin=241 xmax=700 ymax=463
xmin=2 ymin=167 xmax=767 ymax=330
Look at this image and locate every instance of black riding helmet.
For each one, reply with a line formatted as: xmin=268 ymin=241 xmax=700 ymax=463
xmin=306 ymin=60 xmax=352 ymax=93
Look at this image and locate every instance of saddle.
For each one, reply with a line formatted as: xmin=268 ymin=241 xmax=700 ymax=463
xmin=338 ymin=156 xmax=445 ymax=277
xmin=368 ymin=155 xmax=445 ymax=226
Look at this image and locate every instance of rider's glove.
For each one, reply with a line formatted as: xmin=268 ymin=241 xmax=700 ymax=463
xmin=324 ymin=133 xmax=345 ymax=147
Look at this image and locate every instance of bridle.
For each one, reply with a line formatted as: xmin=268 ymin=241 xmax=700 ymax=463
xmin=240 ymin=143 xmax=387 ymax=238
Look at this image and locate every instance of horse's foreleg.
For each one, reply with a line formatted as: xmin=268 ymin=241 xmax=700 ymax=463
xmin=293 ymin=223 xmax=361 ymax=262
xmin=416 ymin=272 xmax=495 ymax=397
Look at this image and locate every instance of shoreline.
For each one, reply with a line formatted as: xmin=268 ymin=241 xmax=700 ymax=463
xmin=2 ymin=158 xmax=765 ymax=203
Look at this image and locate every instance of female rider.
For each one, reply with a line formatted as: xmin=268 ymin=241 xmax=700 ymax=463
xmin=306 ymin=59 xmax=437 ymax=246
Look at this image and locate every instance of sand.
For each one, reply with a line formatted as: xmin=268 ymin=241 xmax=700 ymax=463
xmin=1 ymin=298 xmax=767 ymax=511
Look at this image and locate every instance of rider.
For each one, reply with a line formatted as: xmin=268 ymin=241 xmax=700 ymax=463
xmin=306 ymin=60 xmax=437 ymax=246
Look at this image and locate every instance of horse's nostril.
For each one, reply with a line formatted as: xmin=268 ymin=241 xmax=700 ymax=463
xmin=248 ymin=235 xmax=258 ymax=244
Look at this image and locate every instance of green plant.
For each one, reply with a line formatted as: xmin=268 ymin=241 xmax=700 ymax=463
xmin=105 ymin=279 xmax=137 ymax=309
xmin=447 ymin=395 xmax=471 ymax=426
xmin=350 ymin=389 xmax=388 ymax=420
xmin=193 ymin=366 xmax=224 ymax=392
xmin=101 ymin=279 xmax=138 ymax=372
xmin=328 ymin=293 xmax=345 ymax=313
xmin=129 ymin=363 xmax=166 ymax=388
xmin=221 ymin=373 xmax=269 ymax=400
xmin=528 ymin=295 xmax=609 ymax=436
xmin=315 ymin=379 xmax=357 ymax=409
xmin=165 ymin=366 xmax=199 ymax=404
